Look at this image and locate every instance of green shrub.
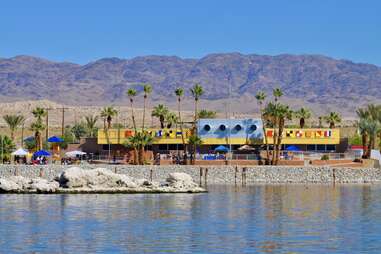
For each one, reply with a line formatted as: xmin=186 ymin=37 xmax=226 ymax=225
xmin=321 ymin=154 xmax=329 ymax=160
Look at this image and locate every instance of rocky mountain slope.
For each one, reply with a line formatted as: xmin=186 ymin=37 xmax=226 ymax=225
xmin=0 ymin=53 xmax=380 ymax=116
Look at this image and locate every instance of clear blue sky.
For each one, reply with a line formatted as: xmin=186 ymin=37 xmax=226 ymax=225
xmin=1 ymin=0 xmax=380 ymax=65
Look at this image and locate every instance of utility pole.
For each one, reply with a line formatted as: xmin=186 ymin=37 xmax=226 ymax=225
xmin=61 ymin=107 xmax=68 ymax=137
xmin=45 ymin=108 xmax=52 ymax=142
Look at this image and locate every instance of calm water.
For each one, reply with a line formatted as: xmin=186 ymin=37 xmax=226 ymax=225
xmin=1 ymin=185 xmax=381 ymax=253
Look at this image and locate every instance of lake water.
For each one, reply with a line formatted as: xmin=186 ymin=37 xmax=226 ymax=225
xmin=1 ymin=185 xmax=381 ymax=253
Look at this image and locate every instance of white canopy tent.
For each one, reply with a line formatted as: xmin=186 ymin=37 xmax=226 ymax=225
xmin=65 ymin=150 xmax=86 ymax=157
xmin=11 ymin=148 xmax=29 ymax=156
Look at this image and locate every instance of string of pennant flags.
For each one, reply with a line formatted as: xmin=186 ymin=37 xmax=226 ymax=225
xmin=266 ymin=130 xmax=333 ymax=138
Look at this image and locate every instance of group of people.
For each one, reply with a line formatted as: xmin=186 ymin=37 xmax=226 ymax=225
xmin=32 ymin=156 xmax=48 ymax=165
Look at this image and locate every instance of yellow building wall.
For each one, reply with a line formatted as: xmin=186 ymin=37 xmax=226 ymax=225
xmin=265 ymin=128 xmax=340 ymax=145
xmin=98 ymin=128 xmax=340 ymax=145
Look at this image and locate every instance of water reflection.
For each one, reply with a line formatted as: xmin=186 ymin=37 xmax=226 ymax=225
xmin=1 ymin=185 xmax=381 ymax=253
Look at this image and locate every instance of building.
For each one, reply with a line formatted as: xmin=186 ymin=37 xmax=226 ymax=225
xmin=95 ymin=118 xmax=342 ymax=156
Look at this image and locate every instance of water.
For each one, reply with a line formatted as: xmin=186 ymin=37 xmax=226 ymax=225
xmin=1 ymin=185 xmax=381 ymax=253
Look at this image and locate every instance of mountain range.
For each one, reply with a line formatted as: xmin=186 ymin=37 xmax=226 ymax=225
xmin=0 ymin=53 xmax=380 ymax=117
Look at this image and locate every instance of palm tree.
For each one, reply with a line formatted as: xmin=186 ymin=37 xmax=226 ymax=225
xmin=31 ymin=107 xmax=46 ymax=150
xmin=100 ymin=106 xmax=118 ymax=129
xmin=273 ymin=88 xmax=283 ymax=102
xmin=127 ymin=88 xmax=138 ymax=132
xmin=295 ymin=107 xmax=312 ymax=128
xmin=165 ymin=112 xmax=178 ymax=129
xmin=151 ymin=104 xmax=169 ymax=128
xmin=190 ymin=83 xmax=204 ymax=123
xmin=255 ymin=91 xmax=270 ymax=163
xmin=124 ymin=134 xmax=140 ymax=165
xmin=30 ymin=120 xmax=45 ymax=150
xmin=175 ymin=87 xmax=188 ymax=165
xmin=325 ymin=112 xmax=341 ymax=128
xmin=188 ymin=134 xmax=203 ymax=165
xmin=3 ymin=115 xmax=25 ymax=141
xmin=142 ymin=83 xmax=152 ymax=129
xmin=198 ymin=109 xmax=217 ymax=119
xmin=125 ymin=131 xmax=153 ymax=165
xmin=84 ymin=115 xmax=99 ymax=137
xmin=0 ymin=135 xmax=15 ymax=163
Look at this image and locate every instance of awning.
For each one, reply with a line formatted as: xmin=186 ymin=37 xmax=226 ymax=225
xmin=238 ymin=145 xmax=255 ymax=151
xmin=11 ymin=148 xmax=28 ymax=156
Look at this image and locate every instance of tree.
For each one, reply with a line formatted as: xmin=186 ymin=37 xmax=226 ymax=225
xmin=198 ymin=109 xmax=217 ymax=119
xmin=188 ymin=134 xmax=203 ymax=165
xmin=151 ymin=104 xmax=169 ymax=128
xmin=31 ymin=107 xmax=46 ymax=150
xmin=127 ymin=88 xmax=138 ymax=132
xmin=124 ymin=131 xmax=153 ymax=165
xmin=273 ymin=88 xmax=283 ymax=102
xmin=84 ymin=115 xmax=99 ymax=137
xmin=142 ymin=83 xmax=152 ymax=129
xmin=100 ymin=106 xmax=118 ymax=129
xmin=325 ymin=112 xmax=341 ymax=128
xmin=71 ymin=123 xmax=87 ymax=142
xmin=3 ymin=115 xmax=25 ymax=141
xmin=190 ymin=83 xmax=204 ymax=124
xmin=0 ymin=135 xmax=15 ymax=162
xmin=165 ymin=112 xmax=178 ymax=128
xmin=295 ymin=107 xmax=312 ymax=128
xmin=255 ymin=91 xmax=270 ymax=163
xmin=175 ymin=87 xmax=188 ymax=165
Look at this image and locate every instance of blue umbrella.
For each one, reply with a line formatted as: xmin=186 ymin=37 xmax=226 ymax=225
xmin=47 ymin=136 xmax=63 ymax=143
xmin=285 ymin=145 xmax=300 ymax=151
xmin=34 ymin=150 xmax=51 ymax=157
xmin=214 ymin=145 xmax=229 ymax=152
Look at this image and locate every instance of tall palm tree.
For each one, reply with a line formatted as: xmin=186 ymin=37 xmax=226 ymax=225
xmin=255 ymin=91 xmax=270 ymax=163
xmin=165 ymin=112 xmax=178 ymax=129
xmin=31 ymin=107 xmax=46 ymax=150
xmin=188 ymin=134 xmax=203 ymax=165
xmin=325 ymin=112 xmax=341 ymax=128
xmin=127 ymin=88 xmax=138 ymax=132
xmin=273 ymin=88 xmax=283 ymax=102
xmin=84 ymin=115 xmax=99 ymax=137
xmin=296 ymin=107 xmax=312 ymax=128
xmin=190 ymin=83 xmax=204 ymax=124
xmin=100 ymin=106 xmax=118 ymax=129
xmin=142 ymin=83 xmax=152 ymax=129
xmin=125 ymin=131 xmax=153 ymax=165
xmin=151 ymin=104 xmax=169 ymax=128
xmin=175 ymin=87 xmax=188 ymax=165
xmin=3 ymin=115 xmax=25 ymax=141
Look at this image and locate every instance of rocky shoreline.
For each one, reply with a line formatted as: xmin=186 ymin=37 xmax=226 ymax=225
xmin=0 ymin=165 xmax=380 ymax=186
xmin=0 ymin=167 xmax=205 ymax=194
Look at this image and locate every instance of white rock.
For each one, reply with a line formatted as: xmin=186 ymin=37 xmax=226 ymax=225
xmin=30 ymin=178 xmax=59 ymax=192
xmin=166 ymin=172 xmax=198 ymax=188
xmin=0 ymin=178 xmax=21 ymax=192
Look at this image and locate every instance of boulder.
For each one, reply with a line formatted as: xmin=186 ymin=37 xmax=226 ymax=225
xmin=0 ymin=178 xmax=21 ymax=192
xmin=30 ymin=178 xmax=59 ymax=193
xmin=59 ymin=167 xmax=89 ymax=188
xmin=166 ymin=173 xmax=198 ymax=189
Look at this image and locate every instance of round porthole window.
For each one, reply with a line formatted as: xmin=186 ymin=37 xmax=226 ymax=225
xmin=204 ymin=124 xmax=211 ymax=131
xmin=219 ymin=124 xmax=226 ymax=131
xmin=235 ymin=124 xmax=242 ymax=131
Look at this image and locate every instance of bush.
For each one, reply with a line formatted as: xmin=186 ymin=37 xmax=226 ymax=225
xmin=321 ymin=154 xmax=329 ymax=160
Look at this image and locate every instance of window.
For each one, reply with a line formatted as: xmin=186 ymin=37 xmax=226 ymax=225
xmin=158 ymin=144 xmax=168 ymax=150
xmin=307 ymin=145 xmax=316 ymax=151
xmin=326 ymin=145 xmax=336 ymax=151
xmin=317 ymin=145 xmax=325 ymax=151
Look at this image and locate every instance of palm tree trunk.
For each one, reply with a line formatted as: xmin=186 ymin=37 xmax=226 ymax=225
xmin=160 ymin=116 xmax=165 ymax=129
xmin=130 ymin=99 xmax=137 ymax=132
xmin=178 ymin=98 xmax=188 ymax=165
xmin=142 ymin=96 xmax=146 ymax=129
xmin=10 ymin=130 xmax=14 ymax=142
xmin=300 ymin=118 xmax=305 ymax=128
xmin=275 ymin=118 xmax=285 ymax=165
xmin=362 ymin=133 xmax=368 ymax=158
xmin=259 ymin=105 xmax=270 ymax=164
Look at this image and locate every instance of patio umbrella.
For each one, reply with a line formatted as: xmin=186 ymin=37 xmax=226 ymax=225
xmin=34 ymin=150 xmax=51 ymax=157
xmin=238 ymin=145 xmax=255 ymax=151
xmin=214 ymin=145 xmax=229 ymax=153
xmin=65 ymin=150 xmax=86 ymax=157
xmin=11 ymin=148 xmax=28 ymax=156
xmin=285 ymin=145 xmax=300 ymax=151
xmin=47 ymin=136 xmax=64 ymax=143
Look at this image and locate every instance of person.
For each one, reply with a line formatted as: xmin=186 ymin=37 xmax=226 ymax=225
xmin=154 ymin=153 xmax=161 ymax=165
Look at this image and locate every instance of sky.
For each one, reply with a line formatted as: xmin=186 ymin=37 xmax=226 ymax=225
xmin=1 ymin=0 xmax=380 ymax=65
